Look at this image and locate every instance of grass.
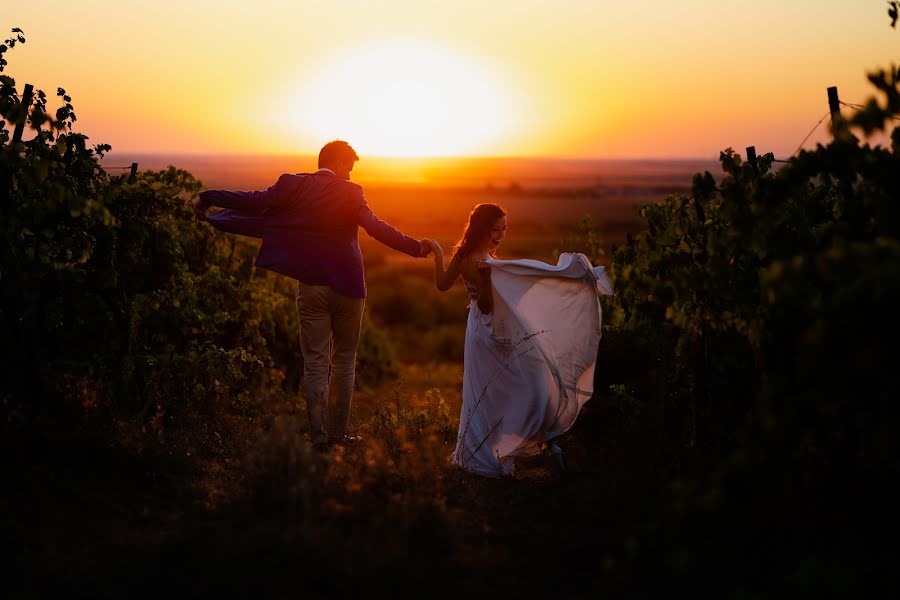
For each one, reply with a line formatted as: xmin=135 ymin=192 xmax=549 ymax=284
xmin=2 ymin=357 xmax=652 ymax=598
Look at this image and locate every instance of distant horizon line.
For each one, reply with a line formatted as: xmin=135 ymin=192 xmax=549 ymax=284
xmin=102 ymin=151 xmax=725 ymax=162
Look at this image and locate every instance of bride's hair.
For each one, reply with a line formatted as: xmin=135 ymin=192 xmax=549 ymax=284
xmin=452 ymin=203 xmax=507 ymax=260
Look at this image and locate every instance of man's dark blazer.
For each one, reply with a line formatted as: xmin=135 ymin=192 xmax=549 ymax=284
xmin=200 ymin=170 xmax=425 ymax=298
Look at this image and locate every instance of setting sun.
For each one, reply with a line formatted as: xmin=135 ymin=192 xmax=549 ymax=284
xmin=286 ymin=41 xmax=519 ymax=157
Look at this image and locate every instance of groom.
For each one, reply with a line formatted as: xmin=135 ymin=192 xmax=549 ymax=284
xmin=192 ymin=140 xmax=431 ymax=451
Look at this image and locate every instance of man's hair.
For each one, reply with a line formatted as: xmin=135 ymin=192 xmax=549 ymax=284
xmin=318 ymin=140 xmax=359 ymax=169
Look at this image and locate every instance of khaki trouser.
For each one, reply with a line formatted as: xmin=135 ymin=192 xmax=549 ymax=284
xmin=296 ymin=282 xmax=365 ymax=445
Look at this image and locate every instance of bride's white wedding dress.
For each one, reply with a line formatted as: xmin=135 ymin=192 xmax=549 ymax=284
xmin=450 ymin=252 xmax=614 ymax=477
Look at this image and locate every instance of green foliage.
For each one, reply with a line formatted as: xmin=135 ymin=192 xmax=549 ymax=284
xmin=356 ymin=316 xmax=400 ymax=387
xmin=0 ymin=31 xmax=300 ymax=436
xmin=0 ymin=27 xmax=25 ymax=74
xmin=601 ymin=25 xmax=900 ymax=594
xmin=365 ymin=263 xmax=469 ymax=364
xmin=235 ymin=408 xmax=461 ymax=591
xmin=555 ymin=213 xmax=605 ymax=265
xmin=367 ymin=275 xmax=438 ymax=328
xmin=370 ymin=386 xmax=455 ymax=456
xmin=0 ymin=28 xmax=406 ymax=436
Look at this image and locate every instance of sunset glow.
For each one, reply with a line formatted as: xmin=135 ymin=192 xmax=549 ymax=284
xmin=3 ymin=1 xmax=898 ymax=159
xmin=286 ymin=41 xmax=518 ymax=157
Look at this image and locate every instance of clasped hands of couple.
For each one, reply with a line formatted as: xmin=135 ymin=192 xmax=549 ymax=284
xmin=423 ymin=238 xmax=493 ymax=281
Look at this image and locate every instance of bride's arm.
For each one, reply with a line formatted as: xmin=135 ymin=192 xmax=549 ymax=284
xmin=430 ymin=240 xmax=461 ymax=291
xmin=475 ymin=260 xmax=493 ymax=315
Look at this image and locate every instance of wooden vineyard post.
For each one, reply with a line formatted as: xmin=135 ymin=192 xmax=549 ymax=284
xmin=827 ymin=86 xmax=841 ymax=122
xmin=827 ymin=85 xmax=858 ymax=221
xmin=746 ymin=145 xmax=758 ymax=175
xmin=12 ymin=83 xmax=33 ymax=143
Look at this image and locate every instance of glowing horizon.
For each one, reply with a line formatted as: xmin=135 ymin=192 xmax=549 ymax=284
xmin=282 ymin=40 xmax=521 ymax=157
xmin=3 ymin=1 xmax=897 ymax=159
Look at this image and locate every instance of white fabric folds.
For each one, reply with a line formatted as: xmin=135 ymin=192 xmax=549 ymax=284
xmin=450 ymin=253 xmax=613 ymax=477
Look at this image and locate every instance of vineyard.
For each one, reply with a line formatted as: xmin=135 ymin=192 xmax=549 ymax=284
xmin=2 ymin=13 xmax=900 ymax=598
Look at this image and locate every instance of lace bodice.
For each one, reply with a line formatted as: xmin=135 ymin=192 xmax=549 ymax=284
xmin=462 ymin=253 xmax=490 ymax=301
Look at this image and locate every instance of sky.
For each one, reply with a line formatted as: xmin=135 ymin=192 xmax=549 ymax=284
xmin=3 ymin=1 xmax=898 ymax=159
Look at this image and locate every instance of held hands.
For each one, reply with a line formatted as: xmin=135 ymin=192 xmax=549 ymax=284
xmin=418 ymin=238 xmax=433 ymax=258
xmin=427 ymin=239 xmax=444 ymax=258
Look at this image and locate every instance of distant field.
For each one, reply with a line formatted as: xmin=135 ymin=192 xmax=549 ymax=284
xmin=103 ymin=153 xmax=723 ymax=190
xmin=362 ymin=186 xmax=647 ymax=250
xmin=103 ymin=153 xmax=724 ymax=260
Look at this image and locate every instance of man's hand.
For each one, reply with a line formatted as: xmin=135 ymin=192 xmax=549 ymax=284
xmin=419 ymin=238 xmax=433 ymax=257
xmin=427 ymin=239 xmax=443 ymax=258
xmin=191 ymin=196 xmax=210 ymax=218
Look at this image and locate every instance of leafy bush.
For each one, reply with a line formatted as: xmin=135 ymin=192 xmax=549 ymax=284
xmin=597 ymin=20 xmax=900 ymax=594
xmin=369 ymin=386 xmax=455 ymax=456
xmin=0 ymin=29 xmax=407 ymax=443
xmin=355 ymin=315 xmax=400 ymax=387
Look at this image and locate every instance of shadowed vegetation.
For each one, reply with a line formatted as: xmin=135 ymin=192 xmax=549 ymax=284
xmin=3 ymin=14 xmax=900 ymax=598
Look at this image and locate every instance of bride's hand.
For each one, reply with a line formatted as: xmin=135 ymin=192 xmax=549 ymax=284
xmin=428 ymin=239 xmax=444 ymax=257
xmin=475 ymin=259 xmax=491 ymax=281
xmin=191 ymin=196 xmax=210 ymax=218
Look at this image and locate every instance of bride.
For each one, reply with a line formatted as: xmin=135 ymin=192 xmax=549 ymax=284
xmin=428 ymin=203 xmax=612 ymax=477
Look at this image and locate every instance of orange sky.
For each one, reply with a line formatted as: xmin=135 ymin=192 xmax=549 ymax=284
xmin=3 ymin=1 xmax=897 ymax=158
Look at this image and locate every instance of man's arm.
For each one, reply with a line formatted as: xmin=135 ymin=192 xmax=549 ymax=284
xmin=357 ymin=200 xmax=429 ymax=258
xmin=198 ymin=174 xmax=296 ymax=212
